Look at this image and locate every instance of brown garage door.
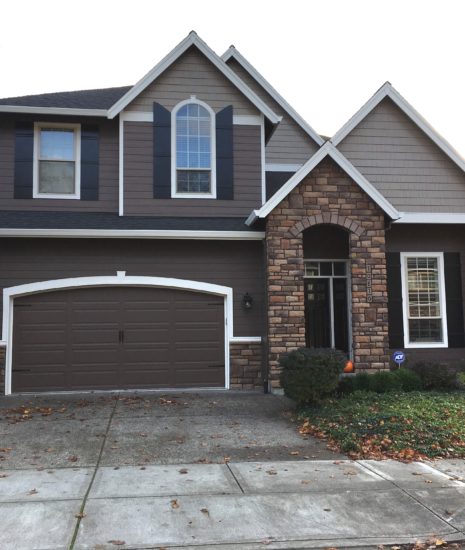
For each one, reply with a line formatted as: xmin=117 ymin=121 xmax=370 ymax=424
xmin=12 ymin=287 xmax=225 ymax=392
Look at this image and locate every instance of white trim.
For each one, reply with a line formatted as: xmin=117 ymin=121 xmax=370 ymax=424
xmin=0 ymin=228 xmax=265 ymax=240
xmin=2 ymin=275 xmax=234 ymax=395
xmin=119 ymin=117 xmax=124 ymax=216
xmin=222 ymin=46 xmax=324 ymax=147
xmin=120 ymin=112 xmax=262 ymax=126
xmin=230 ymin=336 xmax=262 ymax=343
xmin=260 ymin=114 xmax=266 ymax=205
xmin=265 ymin=163 xmax=302 ymax=172
xmin=0 ymin=105 xmax=107 ymax=117
xmin=0 ymin=340 xmax=6 ymax=347
xmin=233 ymin=115 xmax=261 ymax=125
xmin=246 ymin=142 xmax=401 ymax=224
xmin=120 ymin=111 xmax=153 ymax=122
xmin=33 ymin=122 xmax=81 ymax=200
xmin=331 ymin=82 xmax=465 ymax=174
xmin=400 ymin=252 xmax=448 ymax=349
xmin=171 ymin=98 xmax=216 ymax=199
xmin=395 ymin=212 xmax=465 ymax=224
xmin=107 ymin=32 xmax=280 ymax=125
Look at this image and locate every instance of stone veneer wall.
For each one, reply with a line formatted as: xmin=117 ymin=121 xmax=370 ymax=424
xmin=230 ymin=341 xmax=263 ymax=389
xmin=266 ymin=157 xmax=390 ymax=389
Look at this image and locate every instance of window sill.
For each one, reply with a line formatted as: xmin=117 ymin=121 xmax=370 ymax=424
xmin=171 ymin=193 xmax=217 ymax=200
xmin=33 ymin=193 xmax=80 ymax=200
xmin=404 ymin=342 xmax=448 ymax=349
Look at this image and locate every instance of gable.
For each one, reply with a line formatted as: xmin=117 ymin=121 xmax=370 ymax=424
xmin=226 ymin=57 xmax=320 ymax=164
xmin=124 ymin=46 xmax=260 ymax=116
xmin=338 ymin=97 xmax=465 ymax=213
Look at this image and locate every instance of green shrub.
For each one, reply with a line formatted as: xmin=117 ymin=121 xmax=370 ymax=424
xmin=368 ymin=371 xmax=403 ymax=393
xmin=411 ymin=361 xmax=459 ymax=390
xmin=391 ymin=368 xmax=423 ymax=392
xmin=279 ymin=347 xmax=346 ymax=405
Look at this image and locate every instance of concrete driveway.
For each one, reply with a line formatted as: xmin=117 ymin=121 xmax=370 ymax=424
xmin=1 ymin=391 xmax=465 ymax=549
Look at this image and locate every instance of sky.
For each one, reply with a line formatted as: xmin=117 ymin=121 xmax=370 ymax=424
xmin=1 ymin=0 xmax=465 ymax=157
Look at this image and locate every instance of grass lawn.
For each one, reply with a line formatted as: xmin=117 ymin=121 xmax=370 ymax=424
xmin=298 ymin=390 xmax=465 ymax=461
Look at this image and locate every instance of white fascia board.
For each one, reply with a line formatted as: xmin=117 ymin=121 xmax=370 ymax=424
xmin=108 ymin=32 xmax=281 ymax=125
xmin=0 ymin=105 xmax=107 ymax=117
xmin=0 ymin=228 xmax=265 ymax=240
xmin=247 ymin=142 xmax=400 ymax=224
xmin=394 ymin=212 xmax=465 ymax=224
xmin=331 ymin=82 xmax=465 ymax=174
xmin=222 ymin=46 xmax=324 ymax=147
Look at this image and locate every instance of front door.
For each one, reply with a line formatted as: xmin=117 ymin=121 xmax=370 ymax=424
xmin=304 ymin=260 xmax=350 ymax=353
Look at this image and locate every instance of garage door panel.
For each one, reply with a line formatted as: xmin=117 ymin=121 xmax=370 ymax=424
xmin=12 ymin=286 xmax=226 ymax=392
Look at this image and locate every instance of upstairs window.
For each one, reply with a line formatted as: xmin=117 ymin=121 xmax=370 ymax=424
xmin=33 ymin=122 xmax=81 ymax=199
xmin=401 ymin=252 xmax=448 ymax=347
xmin=172 ymin=98 xmax=216 ymax=198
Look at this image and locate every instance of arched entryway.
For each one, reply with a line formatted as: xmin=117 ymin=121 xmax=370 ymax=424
xmin=303 ymin=224 xmax=351 ymax=354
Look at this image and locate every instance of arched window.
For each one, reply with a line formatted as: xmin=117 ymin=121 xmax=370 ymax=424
xmin=172 ymin=98 xmax=216 ymax=198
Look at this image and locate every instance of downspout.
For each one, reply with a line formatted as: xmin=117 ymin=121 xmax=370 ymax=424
xmin=262 ymin=226 xmax=270 ymax=393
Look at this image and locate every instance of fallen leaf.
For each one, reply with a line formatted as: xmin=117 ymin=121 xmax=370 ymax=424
xmin=290 ymin=451 xmax=299 ymax=456
xmin=323 ymin=508 xmax=331 ymax=512
xmin=108 ymin=541 xmax=126 ymax=546
xmin=27 ymin=488 xmax=38 ymax=495
xmin=179 ymin=468 xmax=188 ymax=474
xmin=0 ymin=474 xmax=8 ymax=478
xmin=301 ymin=480 xmax=311 ymax=485
xmin=200 ymin=508 xmax=209 ymax=516
xmin=67 ymin=455 xmax=79 ymax=463
xmin=434 ymin=539 xmax=447 ymax=547
xmin=170 ymin=499 xmax=179 ymax=509
xmin=266 ymin=469 xmax=277 ymax=475
xmin=75 ymin=512 xmax=86 ymax=519
xmin=424 ymin=479 xmax=433 ymax=484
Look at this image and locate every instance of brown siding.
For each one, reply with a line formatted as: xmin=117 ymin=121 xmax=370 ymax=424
xmin=386 ymin=223 xmax=465 ymax=362
xmin=339 ymin=98 xmax=465 ymax=212
xmin=0 ymin=115 xmax=119 ymax=212
xmin=126 ymin=47 xmax=258 ymax=116
xmin=226 ymin=58 xmax=319 ymax=165
xmin=0 ymin=238 xmax=264 ymax=337
xmin=124 ymin=123 xmax=262 ymax=216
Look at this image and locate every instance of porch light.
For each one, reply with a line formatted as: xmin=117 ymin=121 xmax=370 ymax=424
xmin=242 ymin=292 xmax=253 ymax=309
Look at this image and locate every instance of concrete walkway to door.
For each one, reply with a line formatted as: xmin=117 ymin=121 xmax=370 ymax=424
xmin=1 ymin=391 xmax=465 ymax=549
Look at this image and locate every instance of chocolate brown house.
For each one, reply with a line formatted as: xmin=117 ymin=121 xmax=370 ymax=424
xmin=0 ymin=32 xmax=464 ymax=395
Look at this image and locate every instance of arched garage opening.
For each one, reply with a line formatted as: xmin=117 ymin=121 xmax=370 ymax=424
xmin=2 ymin=274 xmax=232 ymax=394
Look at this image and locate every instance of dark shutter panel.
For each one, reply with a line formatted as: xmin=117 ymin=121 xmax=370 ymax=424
xmin=444 ymin=252 xmax=465 ymax=348
xmin=215 ymin=105 xmax=233 ymax=200
xmin=80 ymin=125 xmax=99 ymax=200
xmin=14 ymin=122 xmax=34 ymax=199
xmin=153 ymin=102 xmax=171 ymax=198
xmin=386 ymin=252 xmax=404 ymax=349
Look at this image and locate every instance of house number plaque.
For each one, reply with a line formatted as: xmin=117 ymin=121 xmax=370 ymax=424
xmin=366 ymin=264 xmax=373 ymax=303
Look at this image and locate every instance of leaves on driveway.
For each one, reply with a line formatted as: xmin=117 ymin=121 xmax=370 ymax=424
xmin=170 ymin=499 xmax=179 ymax=509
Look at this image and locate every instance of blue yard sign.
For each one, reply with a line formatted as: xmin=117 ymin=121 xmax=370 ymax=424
xmin=392 ymin=350 xmax=405 ymax=366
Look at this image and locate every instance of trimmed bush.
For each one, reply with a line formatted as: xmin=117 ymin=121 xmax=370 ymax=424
xmin=411 ymin=361 xmax=459 ymax=391
xmin=391 ymin=368 xmax=423 ymax=391
xmin=368 ymin=371 xmax=403 ymax=393
xmin=279 ymin=347 xmax=346 ymax=405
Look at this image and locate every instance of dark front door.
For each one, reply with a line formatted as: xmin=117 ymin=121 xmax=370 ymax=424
xmin=12 ymin=287 xmax=225 ymax=392
xmin=305 ymin=279 xmax=331 ymax=348
xmin=305 ymin=277 xmax=349 ymax=353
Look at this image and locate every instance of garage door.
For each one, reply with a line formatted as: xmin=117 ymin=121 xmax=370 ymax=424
xmin=12 ymin=287 xmax=225 ymax=392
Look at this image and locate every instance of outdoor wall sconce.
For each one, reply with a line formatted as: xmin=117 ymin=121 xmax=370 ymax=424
xmin=242 ymin=292 xmax=253 ymax=309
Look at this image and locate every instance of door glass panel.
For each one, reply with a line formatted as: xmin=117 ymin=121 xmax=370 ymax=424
xmin=333 ymin=262 xmax=346 ymax=276
xmin=305 ymin=279 xmax=331 ymax=348
xmin=320 ymin=262 xmax=332 ymax=276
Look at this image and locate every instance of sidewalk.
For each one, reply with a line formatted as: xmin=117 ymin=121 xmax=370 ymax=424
xmin=1 ymin=458 xmax=465 ymax=549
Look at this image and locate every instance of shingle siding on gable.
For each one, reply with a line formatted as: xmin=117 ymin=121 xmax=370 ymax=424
xmin=338 ymin=97 xmax=465 ymax=213
xmin=0 ymin=116 xmax=119 ymax=212
xmin=226 ymin=58 xmax=319 ymax=164
xmin=124 ymin=122 xmax=261 ymax=216
xmin=125 ymin=47 xmax=258 ymax=116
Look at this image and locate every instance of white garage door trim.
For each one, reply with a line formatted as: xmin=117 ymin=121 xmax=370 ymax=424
xmin=2 ymin=272 xmax=233 ymax=395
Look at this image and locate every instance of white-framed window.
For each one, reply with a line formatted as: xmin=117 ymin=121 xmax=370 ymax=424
xmin=33 ymin=122 xmax=81 ymax=199
xmin=400 ymin=252 xmax=448 ymax=348
xmin=171 ymin=97 xmax=216 ymax=198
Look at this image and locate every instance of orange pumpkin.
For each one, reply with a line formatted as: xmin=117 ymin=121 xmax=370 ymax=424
xmin=343 ymin=360 xmax=354 ymax=373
